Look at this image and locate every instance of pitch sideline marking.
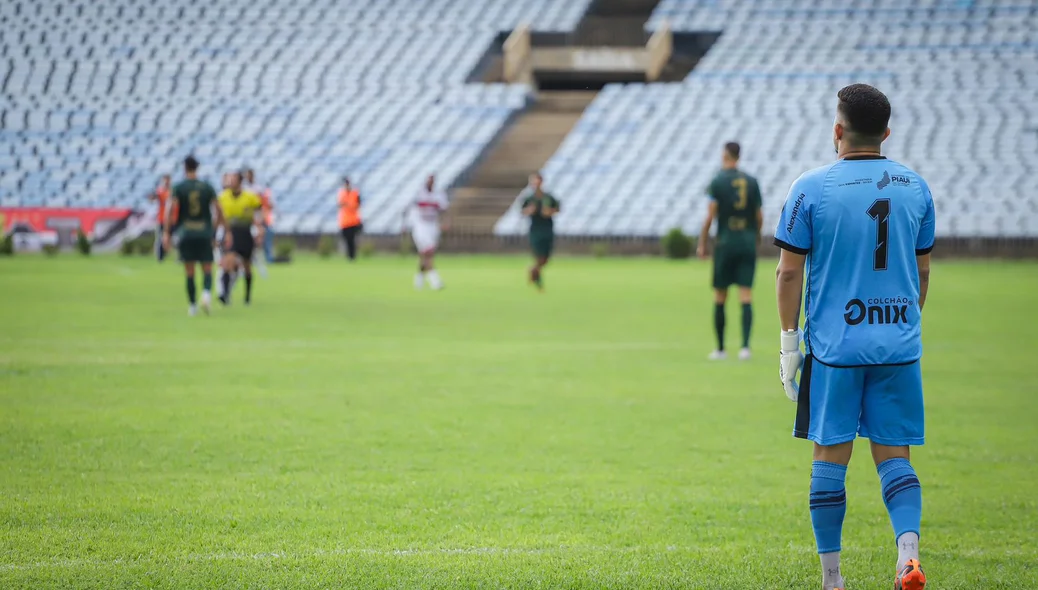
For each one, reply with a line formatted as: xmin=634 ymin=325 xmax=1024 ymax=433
xmin=3 ymin=546 xmax=672 ymax=571
xmin=3 ymin=545 xmax=1031 ymax=571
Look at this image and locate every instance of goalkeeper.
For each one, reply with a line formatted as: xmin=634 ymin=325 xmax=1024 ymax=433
xmin=773 ymin=84 xmax=935 ymax=590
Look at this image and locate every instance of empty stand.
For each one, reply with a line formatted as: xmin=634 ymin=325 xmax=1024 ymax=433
xmin=496 ymin=0 xmax=1038 ymax=237
xmin=0 ymin=0 xmax=592 ymax=233
xmin=452 ymin=91 xmax=595 ymax=231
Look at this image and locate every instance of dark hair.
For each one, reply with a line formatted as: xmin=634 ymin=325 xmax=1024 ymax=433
xmin=342 ymin=176 xmax=351 ymax=184
xmin=837 ymin=84 xmax=891 ymax=140
xmin=184 ymin=156 xmax=199 ymax=172
xmin=723 ymin=142 xmax=740 ymax=160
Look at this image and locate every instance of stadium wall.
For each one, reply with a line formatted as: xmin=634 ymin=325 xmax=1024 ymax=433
xmin=286 ymin=232 xmax=1038 ymax=259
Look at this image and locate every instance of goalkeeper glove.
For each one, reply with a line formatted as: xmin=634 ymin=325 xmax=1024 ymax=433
xmin=779 ymin=329 xmax=804 ymax=402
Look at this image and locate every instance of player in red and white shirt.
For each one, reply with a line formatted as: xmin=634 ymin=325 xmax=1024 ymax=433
xmin=404 ymin=175 xmax=449 ymax=290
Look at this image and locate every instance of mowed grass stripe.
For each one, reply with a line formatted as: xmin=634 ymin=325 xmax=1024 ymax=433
xmin=1 ymin=255 xmax=1036 ymax=589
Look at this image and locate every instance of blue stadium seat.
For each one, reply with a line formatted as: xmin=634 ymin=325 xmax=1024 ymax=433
xmin=494 ymin=0 xmax=1038 ymax=237
xmin=2 ymin=0 xmax=592 ymax=228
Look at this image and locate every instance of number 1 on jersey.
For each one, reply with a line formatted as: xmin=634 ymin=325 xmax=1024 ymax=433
xmin=867 ymin=199 xmax=890 ymax=271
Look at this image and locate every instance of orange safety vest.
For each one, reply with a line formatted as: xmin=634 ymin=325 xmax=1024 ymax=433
xmin=260 ymin=189 xmax=274 ymax=226
xmin=155 ymin=186 xmax=170 ymax=224
xmin=338 ymin=188 xmax=361 ymax=228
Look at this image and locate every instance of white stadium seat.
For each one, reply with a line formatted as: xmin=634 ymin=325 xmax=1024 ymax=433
xmin=495 ymin=0 xmax=1038 ymax=237
xmin=0 ymin=0 xmax=590 ymax=231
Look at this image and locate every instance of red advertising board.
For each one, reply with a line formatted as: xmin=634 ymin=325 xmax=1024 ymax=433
xmin=0 ymin=207 xmax=134 ymax=238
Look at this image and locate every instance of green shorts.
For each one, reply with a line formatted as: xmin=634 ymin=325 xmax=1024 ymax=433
xmin=713 ymin=246 xmax=756 ymax=289
xmin=530 ymin=233 xmax=554 ymax=259
xmin=178 ymin=235 xmax=214 ymax=263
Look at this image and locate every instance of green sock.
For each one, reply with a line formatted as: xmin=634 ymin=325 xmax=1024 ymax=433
xmin=714 ymin=303 xmax=725 ymax=351
xmin=203 ymin=273 xmax=213 ymax=292
xmin=741 ymin=303 xmax=753 ymax=348
xmin=186 ymin=276 xmax=197 ymax=304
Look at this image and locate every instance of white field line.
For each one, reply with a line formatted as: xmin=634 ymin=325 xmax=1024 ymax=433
xmin=2 ymin=545 xmax=1034 ymax=572
xmin=1 ymin=546 xmax=660 ymax=571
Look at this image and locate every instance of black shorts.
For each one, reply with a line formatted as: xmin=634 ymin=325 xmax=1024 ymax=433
xmin=713 ymin=245 xmax=757 ymax=289
xmin=228 ymin=226 xmax=255 ymax=260
xmin=530 ymin=233 xmax=554 ymax=259
xmin=178 ymin=236 xmax=214 ymax=263
xmin=341 ymin=224 xmax=363 ymax=240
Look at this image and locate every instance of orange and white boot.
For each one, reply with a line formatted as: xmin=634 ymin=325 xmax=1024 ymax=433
xmin=894 ymin=558 xmax=926 ymax=590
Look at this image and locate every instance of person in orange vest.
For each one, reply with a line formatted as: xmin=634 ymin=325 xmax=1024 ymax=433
xmin=338 ymin=177 xmax=362 ymax=261
xmin=149 ymin=174 xmax=172 ymax=261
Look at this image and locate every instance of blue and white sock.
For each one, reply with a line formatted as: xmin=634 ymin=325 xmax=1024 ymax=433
xmin=877 ymin=457 xmax=922 ymax=570
xmin=811 ymin=461 xmax=847 ymax=589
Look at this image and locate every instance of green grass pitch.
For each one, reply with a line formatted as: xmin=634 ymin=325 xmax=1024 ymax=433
xmin=1 ymin=254 xmax=1036 ymax=589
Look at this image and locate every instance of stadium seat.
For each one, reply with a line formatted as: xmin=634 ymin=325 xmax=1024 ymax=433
xmin=0 ymin=0 xmax=591 ymax=232
xmin=494 ymin=0 xmax=1038 ymax=237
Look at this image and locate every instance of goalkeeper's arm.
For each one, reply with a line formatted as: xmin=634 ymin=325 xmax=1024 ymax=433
xmin=776 ymin=249 xmax=806 ymax=331
xmin=776 ymin=248 xmax=807 ymax=401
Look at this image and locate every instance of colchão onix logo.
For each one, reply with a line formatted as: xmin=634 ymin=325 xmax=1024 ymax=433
xmin=844 ymin=297 xmax=914 ymax=325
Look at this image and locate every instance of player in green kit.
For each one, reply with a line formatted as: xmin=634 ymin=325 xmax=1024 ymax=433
xmin=697 ymin=142 xmax=763 ymax=360
xmin=163 ymin=156 xmax=225 ymax=316
xmin=520 ymin=172 xmax=560 ymax=291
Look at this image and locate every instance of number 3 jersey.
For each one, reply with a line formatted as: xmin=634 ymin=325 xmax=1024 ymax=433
xmin=706 ymin=168 xmax=762 ymax=252
xmin=774 ymin=155 xmax=936 ymax=367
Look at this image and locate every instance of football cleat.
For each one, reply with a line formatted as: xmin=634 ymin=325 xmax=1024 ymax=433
xmin=894 ymin=559 xmax=926 ymax=590
xmin=738 ymin=347 xmax=752 ymax=361
xmin=707 ymin=350 xmax=727 ymax=361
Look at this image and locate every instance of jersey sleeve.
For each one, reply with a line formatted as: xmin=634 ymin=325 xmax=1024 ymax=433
xmin=916 ymin=181 xmax=936 ymax=255
xmin=752 ymin=178 xmax=763 ymax=211
xmin=773 ymin=173 xmax=814 ymax=255
xmin=705 ymin=177 xmax=718 ymax=200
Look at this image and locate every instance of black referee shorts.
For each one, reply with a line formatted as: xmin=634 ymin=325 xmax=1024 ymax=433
xmin=228 ymin=226 xmax=255 ymax=260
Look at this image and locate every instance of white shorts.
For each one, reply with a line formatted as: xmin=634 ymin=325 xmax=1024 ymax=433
xmin=412 ymin=224 xmax=440 ymax=254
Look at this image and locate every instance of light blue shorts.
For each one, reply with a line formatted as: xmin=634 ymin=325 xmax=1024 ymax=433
xmin=793 ymin=356 xmax=925 ymax=446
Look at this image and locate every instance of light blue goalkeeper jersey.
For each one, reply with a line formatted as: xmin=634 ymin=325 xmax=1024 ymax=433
xmin=774 ymin=155 xmax=936 ymax=367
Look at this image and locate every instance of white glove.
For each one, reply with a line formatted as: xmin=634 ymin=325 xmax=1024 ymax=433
xmin=779 ymin=329 xmax=805 ymax=402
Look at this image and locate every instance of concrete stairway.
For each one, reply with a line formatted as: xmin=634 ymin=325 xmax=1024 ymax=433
xmin=451 ymin=90 xmax=596 ymax=232
xmin=573 ymin=0 xmax=662 ymax=46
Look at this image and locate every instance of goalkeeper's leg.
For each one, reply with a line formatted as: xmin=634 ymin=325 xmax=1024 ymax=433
xmin=793 ymin=364 xmax=864 ymax=589
xmin=860 ymin=363 xmax=926 ymax=588
xmin=811 ymin=442 xmax=853 ymax=590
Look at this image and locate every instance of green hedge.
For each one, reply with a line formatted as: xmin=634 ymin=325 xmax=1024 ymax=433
xmin=661 ymin=228 xmax=693 ymax=259
xmin=316 ymin=234 xmax=337 ymax=258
